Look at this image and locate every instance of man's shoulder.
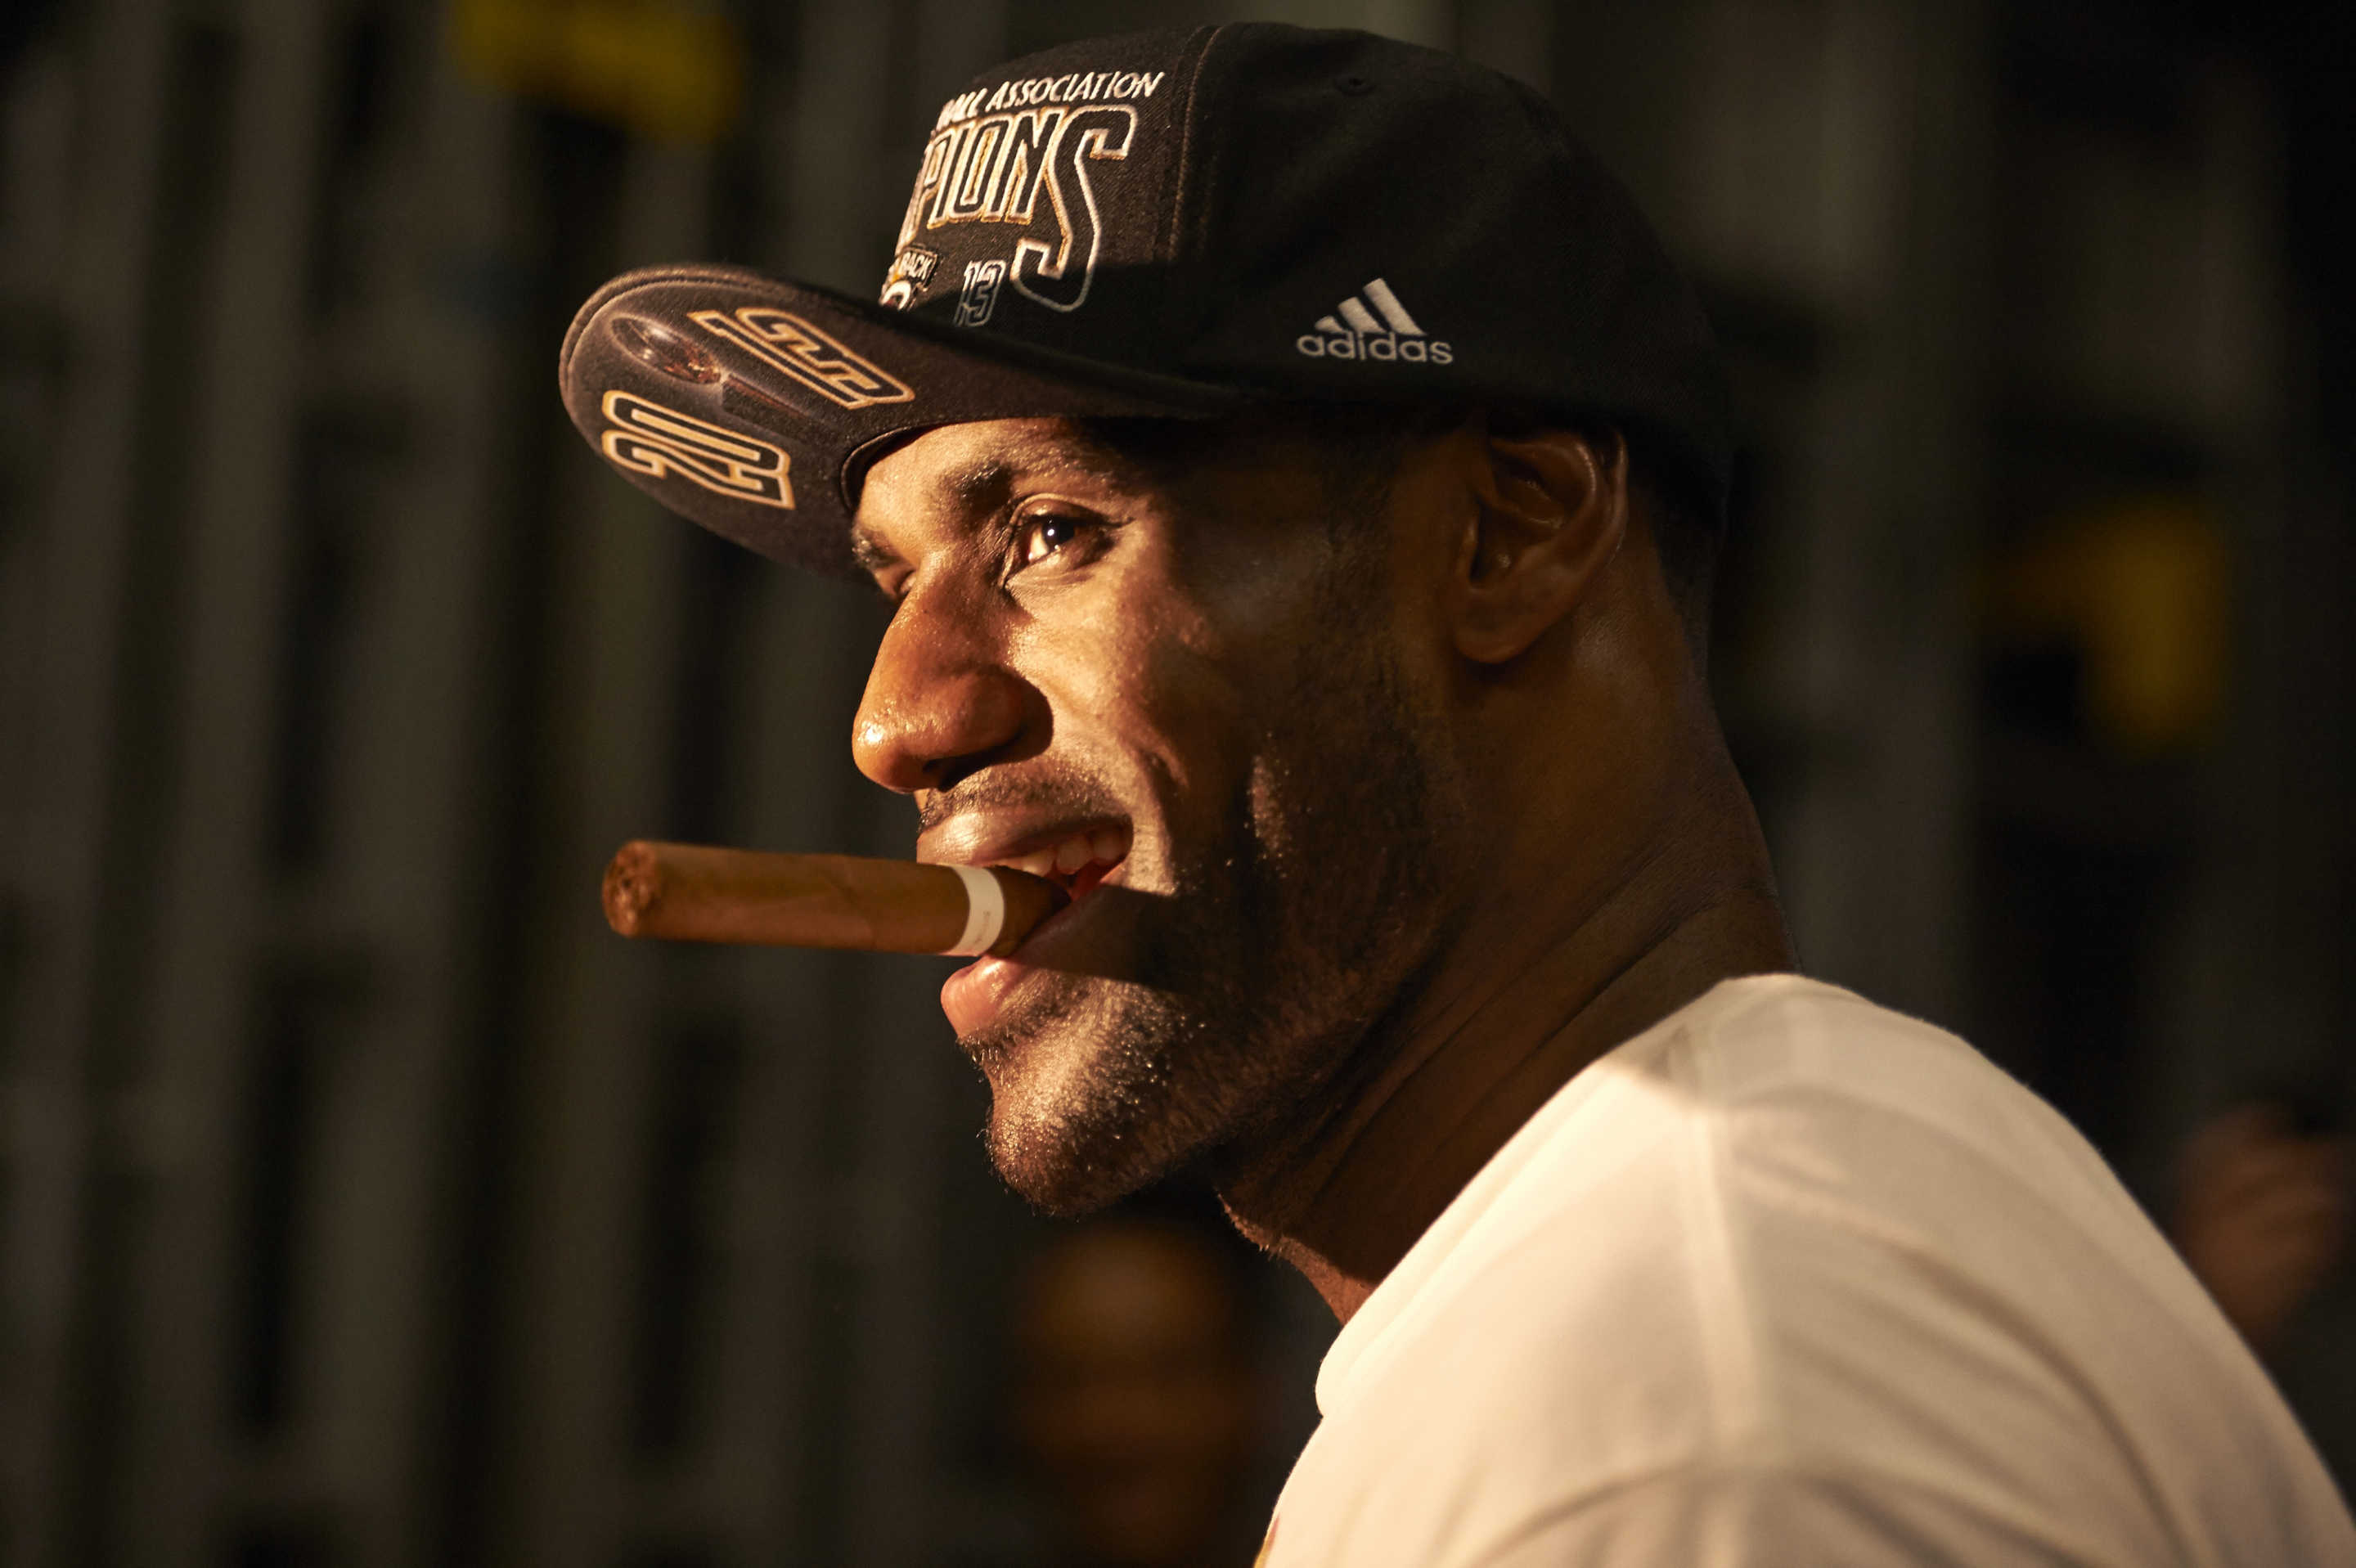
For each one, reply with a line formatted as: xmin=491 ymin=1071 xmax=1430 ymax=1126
xmin=1308 ymin=978 xmax=2034 ymax=1458
xmin=1378 ymin=973 xmax=2197 ymax=1395
xmin=1659 ymin=975 xmax=2186 ymax=1287
xmin=1327 ymin=977 xmax=2046 ymax=1360
xmin=1648 ymin=972 xmax=2012 ymax=1114
xmin=1290 ymin=976 xmax=2354 ymax=1568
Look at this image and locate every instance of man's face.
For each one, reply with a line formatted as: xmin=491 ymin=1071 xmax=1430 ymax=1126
xmin=852 ymin=416 xmax=1468 ymax=1214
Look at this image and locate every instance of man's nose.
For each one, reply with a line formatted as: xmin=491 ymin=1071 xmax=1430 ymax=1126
xmin=852 ymin=597 xmax=1031 ymax=795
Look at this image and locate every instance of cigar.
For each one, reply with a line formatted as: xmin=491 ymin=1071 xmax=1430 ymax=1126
xmin=601 ymin=841 xmax=1065 ymax=957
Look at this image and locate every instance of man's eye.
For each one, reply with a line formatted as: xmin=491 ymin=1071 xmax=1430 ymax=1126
xmin=1014 ymin=511 xmax=1095 ymax=572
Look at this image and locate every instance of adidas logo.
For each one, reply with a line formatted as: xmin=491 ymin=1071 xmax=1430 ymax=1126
xmin=1295 ymin=278 xmax=1453 ymax=364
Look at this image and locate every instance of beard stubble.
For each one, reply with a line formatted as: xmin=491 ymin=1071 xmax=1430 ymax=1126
xmin=973 ymin=555 xmax=1467 ymax=1216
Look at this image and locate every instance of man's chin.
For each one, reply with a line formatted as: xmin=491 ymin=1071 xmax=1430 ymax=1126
xmin=968 ymin=991 xmax=1207 ymax=1215
xmin=984 ymin=1127 xmax=1162 ymax=1217
xmin=978 ymin=1061 xmax=1180 ymax=1218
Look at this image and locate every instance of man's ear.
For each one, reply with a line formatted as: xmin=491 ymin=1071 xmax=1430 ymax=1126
xmin=1446 ymin=420 xmax=1628 ymax=664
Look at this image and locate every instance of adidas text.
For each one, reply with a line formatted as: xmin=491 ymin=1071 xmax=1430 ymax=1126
xmin=1296 ymin=330 xmax=1452 ymax=364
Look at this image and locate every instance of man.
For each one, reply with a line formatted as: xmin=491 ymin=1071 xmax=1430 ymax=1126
xmin=1002 ymin=1204 xmax=1276 ymax=1568
xmin=2174 ymin=1092 xmax=2352 ymax=1360
xmin=562 ymin=24 xmax=2356 ymax=1565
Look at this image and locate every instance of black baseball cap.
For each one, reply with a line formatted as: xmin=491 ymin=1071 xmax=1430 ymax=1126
xmin=559 ymin=22 xmax=1731 ymax=577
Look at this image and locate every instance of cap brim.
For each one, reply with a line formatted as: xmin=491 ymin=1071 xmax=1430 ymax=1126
xmin=559 ymin=264 xmax=1248 ymax=576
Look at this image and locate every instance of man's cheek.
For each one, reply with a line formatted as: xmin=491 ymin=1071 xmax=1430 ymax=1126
xmin=1117 ymin=638 xmax=1264 ymax=812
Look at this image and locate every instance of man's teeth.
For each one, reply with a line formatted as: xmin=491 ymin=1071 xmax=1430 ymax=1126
xmin=996 ymin=829 xmax=1127 ymax=883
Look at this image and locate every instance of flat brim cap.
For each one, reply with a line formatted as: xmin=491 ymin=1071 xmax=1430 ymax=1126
xmin=558 ymin=266 xmax=1247 ymax=577
xmin=560 ymin=25 xmax=1733 ymax=577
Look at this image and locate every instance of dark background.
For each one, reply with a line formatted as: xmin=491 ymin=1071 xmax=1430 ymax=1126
xmin=2 ymin=0 xmax=2350 ymax=1563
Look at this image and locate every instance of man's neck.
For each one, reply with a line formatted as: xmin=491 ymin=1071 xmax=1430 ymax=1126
xmin=1216 ymin=783 xmax=1794 ymax=1323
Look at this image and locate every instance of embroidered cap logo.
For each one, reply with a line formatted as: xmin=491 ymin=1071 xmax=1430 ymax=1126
xmin=1295 ymin=277 xmax=1453 ymax=364
xmin=600 ymin=390 xmax=794 ymax=510
xmin=884 ymin=68 xmax=1166 ymax=319
xmin=688 ymin=308 xmax=915 ymax=410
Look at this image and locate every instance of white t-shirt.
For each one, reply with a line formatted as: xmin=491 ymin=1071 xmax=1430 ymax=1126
xmin=1260 ymin=975 xmax=2356 ymax=1566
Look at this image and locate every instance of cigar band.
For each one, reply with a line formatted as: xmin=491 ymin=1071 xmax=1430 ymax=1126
xmin=945 ymin=865 xmax=1007 ymax=956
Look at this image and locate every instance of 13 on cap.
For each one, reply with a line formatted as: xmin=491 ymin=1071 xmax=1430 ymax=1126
xmin=560 ymin=22 xmax=1732 ymax=576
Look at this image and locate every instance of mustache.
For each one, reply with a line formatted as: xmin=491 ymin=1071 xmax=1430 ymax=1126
xmin=914 ymin=768 xmax=1131 ymax=837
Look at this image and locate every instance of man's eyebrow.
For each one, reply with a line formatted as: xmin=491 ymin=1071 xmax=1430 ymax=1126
xmin=848 ymin=525 xmax=897 ymax=577
xmin=939 ymin=437 xmax=1134 ymax=501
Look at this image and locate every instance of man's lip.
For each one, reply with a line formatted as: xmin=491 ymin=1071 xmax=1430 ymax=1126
xmin=942 ymin=955 xmax=1021 ymax=1038
xmin=918 ymin=813 xmax=1133 ymax=870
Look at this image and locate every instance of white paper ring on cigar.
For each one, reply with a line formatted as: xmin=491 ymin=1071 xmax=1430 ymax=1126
xmin=945 ymin=865 xmax=1008 ymax=956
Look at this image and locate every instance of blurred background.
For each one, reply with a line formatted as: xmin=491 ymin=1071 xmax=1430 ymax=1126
xmin=2 ymin=0 xmax=2352 ymax=1563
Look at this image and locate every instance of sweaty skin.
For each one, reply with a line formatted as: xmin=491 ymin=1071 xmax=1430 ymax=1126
xmin=852 ymin=412 xmax=1792 ymax=1321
